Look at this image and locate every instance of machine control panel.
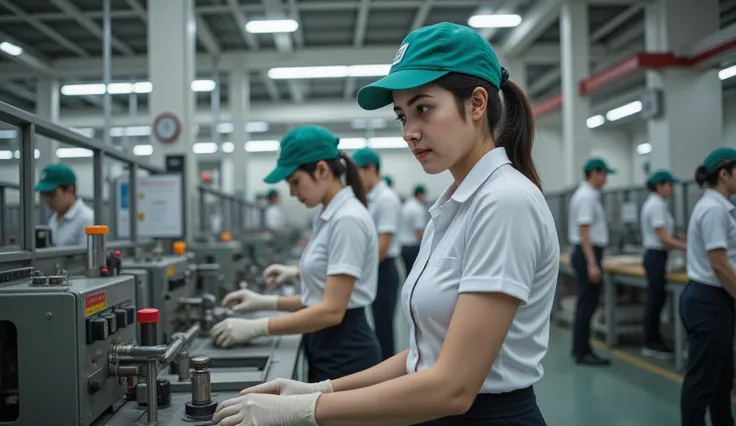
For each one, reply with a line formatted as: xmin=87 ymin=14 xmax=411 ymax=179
xmin=85 ymin=300 xmax=136 ymax=344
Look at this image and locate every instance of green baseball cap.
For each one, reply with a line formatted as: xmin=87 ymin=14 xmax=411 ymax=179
xmin=357 ymin=22 xmax=504 ymax=111
xmin=414 ymin=184 xmax=426 ymax=194
xmin=703 ymin=147 xmax=736 ymax=173
xmin=266 ymin=189 xmax=279 ymax=198
xmin=263 ymin=125 xmax=340 ymax=184
xmin=35 ymin=163 xmax=76 ymax=192
xmin=352 ymin=148 xmax=381 ymax=168
xmin=583 ymin=158 xmax=616 ymax=174
xmin=648 ymin=170 xmax=679 ymax=185
xmin=382 ymin=175 xmax=394 ymax=187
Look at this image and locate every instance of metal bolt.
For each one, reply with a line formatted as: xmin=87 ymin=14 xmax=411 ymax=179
xmin=45 ymin=312 xmax=52 ymax=320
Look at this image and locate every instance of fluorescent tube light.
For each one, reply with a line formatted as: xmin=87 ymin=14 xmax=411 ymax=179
xmin=468 ymin=14 xmax=522 ymax=28
xmin=636 ymin=143 xmax=652 ymax=155
xmin=245 ymin=140 xmax=280 ymax=152
xmin=134 ymin=82 xmax=153 ymax=93
xmin=191 ymin=79 xmax=216 ymax=92
xmin=368 ymin=137 xmax=407 ymax=149
xmin=605 ymin=101 xmax=642 ymax=121
xmin=56 ymin=147 xmax=93 ymax=158
xmin=719 ymin=65 xmax=736 ymax=81
xmin=246 ymin=121 xmax=269 ymax=133
xmin=133 ymin=144 xmax=153 ymax=156
xmin=61 ymin=83 xmax=107 ymax=96
xmin=222 ymin=142 xmax=235 ymax=153
xmin=338 ymin=138 xmax=367 ymax=150
xmin=0 ymin=41 xmax=22 ymax=56
xmin=217 ymin=122 xmax=234 ymax=133
xmin=267 ymin=64 xmax=390 ymax=80
xmin=193 ymin=142 xmax=218 ymax=154
xmin=0 ymin=150 xmax=12 ymax=160
xmin=110 ymin=126 xmax=151 ymax=137
xmin=61 ymin=80 xmax=214 ymax=96
xmin=586 ymin=115 xmax=605 ymax=129
xmin=245 ymin=19 xmax=299 ymax=34
xmin=0 ymin=129 xmax=17 ymax=139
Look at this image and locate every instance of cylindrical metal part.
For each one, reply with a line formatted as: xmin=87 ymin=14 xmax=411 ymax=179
xmin=146 ymin=361 xmax=158 ymax=423
xmin=87 ymin=233 xmax=106 ymax=277
xmin=190 ymin=356 xmax=211 ymax=404
xmin=177 ymin=350 xmax=190 ymax=381
xmin=115 ymin=365 xmax=141 ymax=377
xmin=140 ymin=323 xmax=157 ymax=346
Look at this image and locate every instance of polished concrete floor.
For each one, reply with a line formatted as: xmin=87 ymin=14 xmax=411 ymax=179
xmin=392 ymin=310 xmax=734 ymax=426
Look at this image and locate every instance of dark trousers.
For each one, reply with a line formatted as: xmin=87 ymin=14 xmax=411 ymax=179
xmin=680 ymin=281 xmax=735 ymax=426
xmin=571 ymin=244 xmax=604 ymax=357
xmin=401 ymin=244 xmax=421 ymax=273
xmin=412 ymin=387 xmax=547 ymax=425
xmin=371 ymin=257 xmax=400 ymax=361
xmin=642 ymin=249 xmax=669 ymax=346
xmin=303 ymin=308 xmax=381 ymax=382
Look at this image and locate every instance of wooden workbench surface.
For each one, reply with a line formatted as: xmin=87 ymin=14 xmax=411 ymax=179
xmin=560 ymin=253 xmax=688 ymax=283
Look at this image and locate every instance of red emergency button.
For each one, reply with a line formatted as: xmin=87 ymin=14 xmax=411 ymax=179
xmin=115 ymin=250 xmax=121 ymax=258
xmin=137 ymin=308 xmax=160 ymax=324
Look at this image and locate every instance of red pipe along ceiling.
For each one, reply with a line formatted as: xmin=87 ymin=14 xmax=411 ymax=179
xmin=531 ymin=37 xmax=736 ymax=118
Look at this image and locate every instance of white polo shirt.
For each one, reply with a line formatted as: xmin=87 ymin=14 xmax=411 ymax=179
xmin=568 ymin=182 xmax=609 ymax=247
xmin=49 ymin=198 xmax=95 ymax=247
xmin=398 ymin=197 xmax=428 ymax=247
xmin=265 ymin=205 xmax=286 ymax=229
xmin=401 ymin=147 xmax=560 ymax=393
xmin=299 ymin=186 xmax=378 ymax=308
xmin=640 ymin=193 xmax=675 ymax=250
xmin=367 ymin=180 xmax=402 ymax=258
xmin=686 ymin=189 xmax=736 ymax=287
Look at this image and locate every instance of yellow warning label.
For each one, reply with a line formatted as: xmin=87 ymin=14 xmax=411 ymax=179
xmin=137 ymin=212 xmax=144 ymax=221
xmin=167 ymin=265 xmax=175 ymax=277
xmin=84 ymin=292 xmax=107 ymax=317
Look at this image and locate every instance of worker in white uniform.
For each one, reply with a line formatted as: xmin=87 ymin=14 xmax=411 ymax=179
xmin=399 ymin=184 xmax=428 ymax=272
xmin=639 ymin=170 xmax=686 ymax=360
xmin=211 ymin=125 xmax=381 ymax=382
xmin=352 ymin=147 xmax=403 ymax=361
xmin=34 ymin=163 xmax=94 ymax=247
xmin=212 ymin=22 xmax=559 ymax=426
xmin=680 ymin=148 xmax=736 ymax=426
xmin=568 ymin=157 xmax=615 ymax=367
xmin=264 ymin=189 xmax=287 ymax=230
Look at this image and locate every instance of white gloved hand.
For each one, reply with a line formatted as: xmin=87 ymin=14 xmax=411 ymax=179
xmin=263 ymin=264 xmax=299 ymax=289
xmin=213 ymin=393 xmax=320 ymax=426
xmin=239 ymin=378 xmax=333 ymax=396
xmin=211 ymin=317 xmax=269 ymax=348
xmin=222 ymin=288 xmax=278 ymax=313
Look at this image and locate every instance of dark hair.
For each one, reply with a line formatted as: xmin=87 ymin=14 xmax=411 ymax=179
xmin=59 ymin=184 xmax=76 ymax=196
xmin=646 ymin=182 xmax=657 ymax=192
xmin=297 ymin=152 xmax=368 ymax=206
xmin=413 ymin=188 xmax=425 ymax=198
xmin=695 ymin=161 xmax=736 ymax=187
xmin=359 ymin=163 xmax=381 ymax=174
xmin=433 ymin=73 xmax=541 ymax=189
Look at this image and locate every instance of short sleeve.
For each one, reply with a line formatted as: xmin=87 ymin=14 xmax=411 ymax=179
xmin=327 ymin=216 xmax=368 ymax=278
xmin=575 ymin=195 xmax=595 ymax=226
xmin=458 ymin=189 xmax=540 ymax=304
xmin=650 ymin=203 xmax=669 ymax=229
xmin=701 ymin=208 xmax=730 ymax=251
xmin=374 ymin=196 xmax=400 ymax=234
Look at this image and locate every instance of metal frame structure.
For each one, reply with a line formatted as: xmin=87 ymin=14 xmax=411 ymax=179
xmin=197 ymin=184 xmax=264 ymax=235
xmin=0 ymin=100 xmax=164 ymax=263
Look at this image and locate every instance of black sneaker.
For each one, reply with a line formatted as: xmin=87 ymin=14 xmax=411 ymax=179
xmin=641 ymin=342 xmax=674 ymax=360
xmin=576 ymin=353 xmax=611 ymax=366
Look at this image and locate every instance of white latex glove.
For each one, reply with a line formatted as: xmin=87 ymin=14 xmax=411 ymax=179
xmin=211 ymin=317 xmax=269 ymax=348
xmin=239 ymin=378 xmax=333 ymax=396
xmin=263 ymin=264 xmax=299 ymax=289
xmin=222 ymin=288 xmax=278 ymax=312
xmin=213 ymin=393 xmax=320 ymax=426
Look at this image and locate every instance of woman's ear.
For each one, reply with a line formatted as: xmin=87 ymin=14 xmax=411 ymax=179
xmin=469 ymin=87 xmax=488 ymax=121
xmin=316 ymin=160 xmax=330 ymax=180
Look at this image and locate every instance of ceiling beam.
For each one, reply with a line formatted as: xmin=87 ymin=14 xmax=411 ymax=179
xmin=48 ymin=0 xmax=135 ymax=56
xmin=125 ymin=0 xmax=147 ymax=22
xmin=477 ymin=0 xmax=519 ymax=41
xmin=0 ymin=83 xmax=36 ymax=102
xmin=286 ymin=0 xmax=305 ymax=48
xmin=263 ymin=0 xmax=303 ymax=103
xmin=590 ymin=4 xmax=644 ymax=41
xmin=502 ymin=0 xmax=565 ymax=58
xmin=0 ymin=30 xmax=55 ymax=76
xmin=344 ymin=0 xmax=372 ymax=99
xmin=410 ymin=0 xmax=433 ymax=30
xmin=196 ymin=14 xmax=222 ymax=56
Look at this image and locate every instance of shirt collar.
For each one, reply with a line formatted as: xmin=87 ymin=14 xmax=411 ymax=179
xmin=704 ymin=188 xmax=736 ymax=213
xmin=429 ymin=147 xmax=511 ymax=213
xmin=647 ymin=192 xmax=665 ymax=203
xmin=55 ymin=198 xmax=84 ymax=222
xmin=367 ymin=180 xmax=387 ymax=202
xmin=320 ymin=186 xmax=356 ymax=221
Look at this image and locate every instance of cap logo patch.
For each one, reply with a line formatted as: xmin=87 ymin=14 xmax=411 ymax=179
xmin=393 ymin=43 xmax=409 ymax=66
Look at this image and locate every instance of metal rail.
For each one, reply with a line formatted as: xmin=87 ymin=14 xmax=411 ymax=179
xmin=197 ymin=184 xmax=264 ymax=234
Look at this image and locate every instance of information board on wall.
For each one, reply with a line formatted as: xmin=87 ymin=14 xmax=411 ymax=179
xmin=116 ymin=174 xmax=183 ymax=239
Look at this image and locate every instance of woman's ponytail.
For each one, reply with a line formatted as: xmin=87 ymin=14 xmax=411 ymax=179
xmin=694 ymin=165 xmax=708 ymax=187
xmin=496 ymin=80 xmax=541 ymax=189
xmin=339 ymin=152 xmax=368 ymax=206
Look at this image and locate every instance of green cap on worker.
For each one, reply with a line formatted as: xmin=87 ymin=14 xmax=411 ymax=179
xmin=266 ymin=189 xmax=279 ymax=198
xmin=703 ymin=147 xmax=736 ymax=173
xmin=352 ymin=148 xmax=381 ymax=168
xmin=357 ymin=22 xmax=503 ymax=110
xmin=648 ymin=170 xmax=679 ymax=185
xmin=263 ymin=125 xmax=340 ymax=184
xmin=35 ymin=163 xmax=76 ymax=192
xmin=414 ymin=184 xmax=426 ymax=194
xmin=382 ymin=175 xmax=394 ymax=187
xmin=583 ymin=158 xmax=616 ymax=174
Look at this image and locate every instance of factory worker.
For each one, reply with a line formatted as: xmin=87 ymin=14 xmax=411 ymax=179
xmin=639 ymin=170 xmax=686 ymax=360
xmin=264 ymin=189 xmax=287 ymax=230
xmin=680 ymin=148 xmax=736 ymax=426
xmin=382 ymin=175 xmax=394 ymax=188
xmin=34 ymin=163 xmax=94 ymax=247
xmin=212 ymin=125 xmax=381 ymax=382
xmin=213 ymin=22 xmax=559 ymax=426
xmin=568 ymin=157 xmax=614 ymax=367
xmin=399 ymin=184 xmax=428 ymax=271
xmin=352 ymin=147 xmax=403 ymax=361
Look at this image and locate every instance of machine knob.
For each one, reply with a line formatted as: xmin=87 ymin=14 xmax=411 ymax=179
xmin=86 ymin=317 xmax=109 ymax=344
xmin=101 ymin=313 xmax=117 ymax=334
xmin=124 ymin=306 xmax=136 ymax=325
xmin=157 ymin=379 xmax=172 ymax=408
xmin=191 ymin=356 xmax=209 ymax=370
xmin=113 ymin=309 xmax=128 ymax=328
xmin=137 ymin=308 xmax=159 ymax=324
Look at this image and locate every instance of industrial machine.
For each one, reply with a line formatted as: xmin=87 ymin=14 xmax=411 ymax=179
xmin=188 ymin=239 xmax=244 ymax=298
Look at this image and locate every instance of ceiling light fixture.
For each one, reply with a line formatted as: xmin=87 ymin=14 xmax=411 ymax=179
xmin=636 ymin=143 xmax=652 ymax=155
xmin=468 ymin=14 xmax=522 ymax=29
xmin=586 ymin=115 xmax=605 ymax=129
xmin=245 ymin=140 xmax=280 ymax=152
xmin=719 ymin=65 xmax=736 ymax=81
xmin=605 ymin=101 xmax=642 ymax=121
xmin=56 ymin=147 xmax=93 ymax=158
xmin=0 ymin=41 xmax=23 ymax=56
xmin=267 ymin=64 xmax=390 ymax=80
xmin=61 ymin=80 xmax=213 ymax=96
xmin=193 ymin=142 xmax=218 ymax=154
xmin=133 ymin=144 xmax=153 ymax=156
xmin=245 ymin=19 xmax=299 ymax=34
